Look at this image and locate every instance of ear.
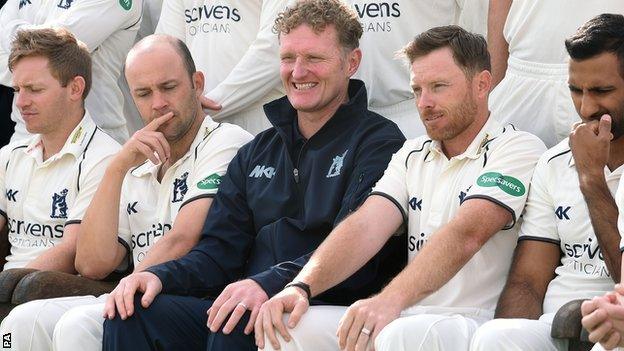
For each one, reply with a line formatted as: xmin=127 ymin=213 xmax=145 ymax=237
xmin=68 ymin=76 xmax=86 ymax=101
xmin=192 ymin=71 xmax=205 ymax=97
xmin=346 ymin=48 xmax=362 ymax=77
xmin=474 ymin=70 xmax=492 ymax=99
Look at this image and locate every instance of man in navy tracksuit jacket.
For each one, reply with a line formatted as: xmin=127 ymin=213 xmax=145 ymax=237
xmin=101 ymin=2 xmax=406 ymax=350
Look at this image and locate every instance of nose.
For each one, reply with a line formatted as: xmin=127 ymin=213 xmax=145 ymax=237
xmin=292 ymin=57 xmax=307 ymax=80
xmin=15 ymin=90 xmax=30 ymax=110
xmin=578 ymin=93 xmax=599 ymax=120
xmin=417 ymin=90 xmax=434 ymax=110
xmin=151 ymin=90 xmax=168 ymax=112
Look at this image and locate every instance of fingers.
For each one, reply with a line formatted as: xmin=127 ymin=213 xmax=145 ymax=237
xmin=338 ymin=309 xmax=355 ymax=349
xmin=140 ymin=276 xmax=162 ymax=308
xmin=222 ymin=303 xmax=247 ymax=334
xmin=601 ymin=330 xmax=621 ymax=350
xmin=244 ymin=305 xmax=260 ymax=335
xmin=287 ymin=299 xmax=309 ymax=328
xmin=583 ymin=307 xmax=609 ymax=332
xmin=122 ymin=278 xmax=139 ymax=318
xmin=588 ymin=318 xmax=613 ymax=344
xmin=615 ymin=284 xmax=624 ymax=296
xmin=270 ymin=302 xmax=291 ymax=343
xmin=209 ymin=299 xmax=237 ymax=333
xmin=145 ymin=112 xmax=174 ymax=131
xmin=599 ymin=114 xmax=613 ymax=139
xmin=582 ymin=299 xmax=599 ymax=317
xmin=200 ymin=96 xmax=222 ymax=111
xmin=103 ymin=288 xmax=118 ymax=319
xmin=114 ymin=280 xmax=129 ymax=320
xmin=262 ymin=306 xmax=282 ymax=350
xmin=255 ymin=307 xmax=267 ymax=349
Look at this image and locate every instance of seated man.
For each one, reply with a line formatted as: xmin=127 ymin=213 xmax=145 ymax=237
xmin=471 ymin=13 xmax=624 ymax=351
xmin=255 ymin=25 xmax=546 ymax=351
xmin=0 ymin=35 xmax=253 ymax=350
xmin=101 ymin=0 xmax=406 ymax=350
xmin=0 ymin=28 xmax=119 ymax=273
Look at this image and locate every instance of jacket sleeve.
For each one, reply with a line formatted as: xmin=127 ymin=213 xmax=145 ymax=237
xmin=249 ymin=122 xmax=406 ymax=298
xmin=146 ymin=144 xmax=256 ymax=297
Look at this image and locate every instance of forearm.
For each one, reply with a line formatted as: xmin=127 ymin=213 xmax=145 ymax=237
xmin=26 ymin=243 xmax=76 ymax=273
xmin=579 ymin=175 xmax=621 ymax=282
xmin=296 ymin=209 xmax=390 ymax=297
xmin=487 ymin=0 xmax=511 ymax=89
xmin=494 ymin=280 xmax=544 ymax=319
xmin=135 ymin=233 xmax=198 ymax=272
xmin=75 ymin=161 xmax=127 ymax=277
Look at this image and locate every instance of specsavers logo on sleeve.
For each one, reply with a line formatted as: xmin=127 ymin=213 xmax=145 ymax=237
xmin=476 ymin=172 xmax=525 ymax=197
xmin=198 ymin=173 xmax=222 ymax=190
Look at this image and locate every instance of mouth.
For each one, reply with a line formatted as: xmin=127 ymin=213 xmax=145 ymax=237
xmin=423 ymin=112 xmax=444 ymax=122
xmin=292 ymin=82 xmax=317 ymax=90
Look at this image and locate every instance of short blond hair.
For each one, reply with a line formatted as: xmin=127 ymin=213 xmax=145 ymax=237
xmin=274 ymin=0 xmax=362 ymax=51
xmin=9 ymin=27 xmax=92 ymax=99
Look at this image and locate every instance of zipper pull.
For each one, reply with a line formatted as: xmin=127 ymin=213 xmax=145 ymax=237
xmin=293 ymin=168 xmax=299 ymax=183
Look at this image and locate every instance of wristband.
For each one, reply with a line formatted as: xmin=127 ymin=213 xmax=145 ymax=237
xmin=285 ymin=281 xmax=312 ymax=301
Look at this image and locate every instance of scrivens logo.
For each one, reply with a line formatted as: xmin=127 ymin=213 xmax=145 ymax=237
xmin=353 ymin=2 xmax=401 ymax=33
xmin=563 ymin=237 xmax=609 ymax=277
xmin=131 ymin=223 xmax=172 ymax=249
xmin=185 ymin=4 xmax=241 ymax=35
xmin=7 ymin=217 xmax=63 ymax=249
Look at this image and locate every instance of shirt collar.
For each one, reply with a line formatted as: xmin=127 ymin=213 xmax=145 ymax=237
xmin=426 ymin=117 xmax=502 ymax=162
xmin=24 ymin=111 xmax=97 ymax=162
xmin=131 ymin=116 xmax=220 ymax=178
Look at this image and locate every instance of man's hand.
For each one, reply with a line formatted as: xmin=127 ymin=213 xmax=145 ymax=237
xmin=570 ymin=115 xmax=612 ymax=178
xmin=207 ymin=279 xmax=268 ymax=335
xmin=254 ymin=286 xmax=310 ymax=350
xmin=201 ymin=96 xmax=222 ymax=112
xmin=337 ymin=294 xmax=402 ymax=351
xmin=581 ymin=287 xmax=624 ymax=349
xmin=113 ymin=112 xmax=173 ymax=170
xmin=102 ymin=271 xmax=163 ymax=320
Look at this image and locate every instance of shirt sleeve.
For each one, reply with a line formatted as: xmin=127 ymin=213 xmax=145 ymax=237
xmin=154 ymin=0 xmax=185 ymax=40
xmin=463 ymin=132 xmax=546 ymax=229
xmin=0 ymin=144 xmax=11 ymax=220
xmin=517 ymin=152 xmax=560 ymax=244
xmin=181 ymin=124 xmax=253 ymax=207
xmin=1 ymin=0 xmax=142 ymax=54
xmin=66 ymin=153 xmax=116 ymax=224
xmin=205 ymin=0 xmax=293 ymax=120
xmin=369 ymin=142 xmax=416 ymax=223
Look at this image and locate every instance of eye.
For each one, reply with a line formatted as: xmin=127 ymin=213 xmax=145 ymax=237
xmin=568 ymin=86 xmax=582 ymax=94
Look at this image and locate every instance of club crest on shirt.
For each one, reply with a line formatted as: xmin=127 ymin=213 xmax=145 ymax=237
xmin=51 ymin=189 xmax=69 ymax=219
xmin=172 ymin=172 xmax=189 ymax=203
xmin=326 ymin=150 xmax=348 ymax=178
xmin=57 ymin=0 xmax=73 ymax=10
xmin=18 ymin=0 xmax=31 ymax=10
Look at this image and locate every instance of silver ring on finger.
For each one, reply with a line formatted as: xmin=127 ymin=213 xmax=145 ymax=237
xmin=360 ymin=327 xmax=371 ymax=336
xmin=237 ymin=302 xmax=248 ymax=310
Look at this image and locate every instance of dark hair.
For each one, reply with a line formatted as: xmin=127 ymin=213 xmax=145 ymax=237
xmin=565 ymin=13 xmax=624 ymax=77
xmin=274 ymin=0 xmax=362 ymax=51
xmin=9 ymin=27 xmax=92 ymax=99
xmin=402 ymin=25 xmax=491 ymax=77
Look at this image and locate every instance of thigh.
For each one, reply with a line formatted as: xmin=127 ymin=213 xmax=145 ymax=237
xmin=261 ymin=305 xmax=347 ymax=351
xmin=103 ymin=294 xmax=213 ymax=351
xmin=471 ymin=318 xmax=567 ymax=351
xmin=375 ymin=313 xmax=481 ymax=351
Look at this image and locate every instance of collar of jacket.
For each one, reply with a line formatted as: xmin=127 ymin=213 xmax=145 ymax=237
xmin=262 ymin=79 xmax=369 ymax=145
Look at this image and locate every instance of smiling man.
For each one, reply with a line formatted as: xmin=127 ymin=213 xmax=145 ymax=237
xmin=101 ymin=1 xmax=405 ymax=351
xmin=255 ymin=25 xmax=546 ymax=351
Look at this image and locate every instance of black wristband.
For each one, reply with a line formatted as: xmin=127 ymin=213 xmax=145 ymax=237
xmin=285 ymin=281 xmax=312 ymax=301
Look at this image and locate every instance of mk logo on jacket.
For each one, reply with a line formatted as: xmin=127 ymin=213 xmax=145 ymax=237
xmin=57 ymin=0 xmax=73 ymax=10
xmin=127 ymin=202 xmax=138 ymax=215
xmin=50 ymin=189 xmax=69 ymax=219
xmin=409 ymin=197 xmax=422 ymax=211
xmin=172 ymin=172 xmax=189 ymax=203
xmin=555 ymin=206 xmax=571 ymax=220
xmin=326 ymin=150 xmax=348 ymax=178
xmin=249 ymin=165 xmax=275 ymax=179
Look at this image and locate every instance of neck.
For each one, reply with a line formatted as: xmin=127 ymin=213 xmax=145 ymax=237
xmin=41 ymin=106 xmax=84 ymax=161
xmin=607 ymin=136 xmax=624 ymax=171
xmin=441 ymin=109 xmax=489 ymax=158
xmin=296 ymin=92 xmax=348 ymax=139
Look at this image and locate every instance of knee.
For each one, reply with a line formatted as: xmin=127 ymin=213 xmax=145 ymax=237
xmin=1 ymin=300 xmax=44 ymax=330
xmin=470 ymin=320 xmax=514 ymax=350
xmin=375 ymin=318 xmax=412 ymax=351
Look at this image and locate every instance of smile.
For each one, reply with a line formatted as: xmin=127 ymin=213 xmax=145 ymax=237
xmin=293 ymin=83 xmax=317 ymax=90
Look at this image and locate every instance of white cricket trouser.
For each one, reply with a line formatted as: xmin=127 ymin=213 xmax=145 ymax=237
xmin=490 ymin=55 xmax=577 ymax=148
xmin=0 ymin=294 xmax=107 ymax=351
xmin=261 ymin=305 xmax=490 ymax=351
xmin=470 ymin=313 xmax=568 ymax=351
xmin=370 ymin=98 xmax=425 ymax=140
